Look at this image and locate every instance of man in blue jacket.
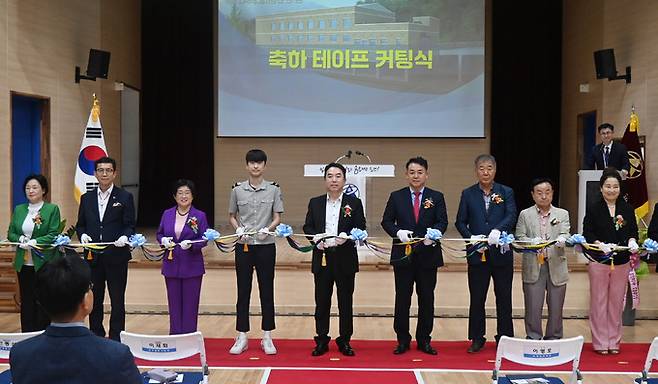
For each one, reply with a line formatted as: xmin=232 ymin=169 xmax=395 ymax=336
xmin=10 ymin=253 xmax=142 ymax=384
xmin=455 ymin=154 xmax=517 ymax=353
xmin=382 ymin=157 xmax=448 ymax=355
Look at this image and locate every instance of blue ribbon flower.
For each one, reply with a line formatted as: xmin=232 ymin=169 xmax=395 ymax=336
xmin=275 ymin=224 xmax=293 ymax=238
xmin=202 ymin=229 xmax=221 ymax=241
xmin=128 ymin=234 xmax=146 ymax=247
xmin=566 ymin=234 xmax=586 ymax=245
xmin=498 ymin=232 xmax=514 ymax=253
xmin=425 ymin=228 xmax=442 ymax=241
xmin=53 ymin=235 xmax=71 ymax=246
xmin=643 ymin=238 xmax=658 ymax=253
xmin=349 ymin=228 xmax=368 ymax=242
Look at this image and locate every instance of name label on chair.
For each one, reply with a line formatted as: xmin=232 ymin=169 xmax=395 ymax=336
xmin=142 ymin=340 xmax=177 ymax=353
xmin=523 ymin=345 xmax=559 ymax=359
xmin=0 ymin=340 xmax=16 ymax=351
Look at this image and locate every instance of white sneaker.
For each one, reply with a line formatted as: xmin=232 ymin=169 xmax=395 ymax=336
xmin=261 ymin=337 xmax=277 ymax=355
xmin=230 ymin=334 xmax=248 ymax=354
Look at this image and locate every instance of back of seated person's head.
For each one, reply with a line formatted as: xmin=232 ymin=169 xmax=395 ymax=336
xmin=35 ymin=254 xmax=92 ymax=323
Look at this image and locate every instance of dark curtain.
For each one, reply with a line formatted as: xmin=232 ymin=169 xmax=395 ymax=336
xmin=139 ymin=0 xmax=215 ymax=226
xmin=491 ymin=0 xmax=563 ymax=211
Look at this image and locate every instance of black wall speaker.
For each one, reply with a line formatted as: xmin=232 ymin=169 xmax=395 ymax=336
xmin=87 ymin=49 xmax=111 ymax=79
xmin=594 ymin=49 xmax=617 ymax=79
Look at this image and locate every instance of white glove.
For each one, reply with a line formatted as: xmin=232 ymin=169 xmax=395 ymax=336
xmin=555 ymin=235 xmax=567 ymax=248
xmin=235 ymin=226 xmax=248 ymax=242
xmin=598 ymin=243 xmax=615 ymax=254
xmin=114 ymin=235 xmax=128 ymax=247
xmin=423 ymin=238 xmax=434 ymax=246
xmin=335 ymin=232 xmax=349 ymax=246
xmin=80 ymin=233 xmax=92 ymax=244
xmin=488 ymin=229 xmax=501 ymax=246
xmin=179 ymin=240 xmax=192 ymax=250
xmin=19 ymin=239 xmax=33 ymax=250
xmin=312 ymin=233 xmax=326 ymax=243
xmin=19 ymin=235 xmax=27 ymax=243
xmin=316 ymin=241 xmax=326 ymax=250
xmin=161 ymin=237 xmax=174 ymax=248
xmin=397 ymin=230 xmax=413 ymax=244
xmin=256 ymin=227 xmax=270 ymax=241
xmin=628 ymin=239 xmax=639 ymax=253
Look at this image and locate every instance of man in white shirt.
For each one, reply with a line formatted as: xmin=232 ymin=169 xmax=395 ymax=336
xmin=76 ymin=156 xmax=136 ymax=341
xmin=303 ymin=163 xmax=366 ymax=357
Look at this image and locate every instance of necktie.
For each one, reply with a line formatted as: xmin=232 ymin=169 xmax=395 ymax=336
xmin=413 ymin=191 xmax=421 ymax=223
xmin=604 ymin=146 xmax=610 ymax=168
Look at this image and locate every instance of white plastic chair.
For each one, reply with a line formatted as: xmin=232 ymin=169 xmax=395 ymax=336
xmin=492 ymin=335 xmax=584 ymax=384
xmin=120 ymin=331 xmax=208 ymax=384
xmin=0 ymin=330 xmax=44 ymax=359
xmin=636 ymin=336 xmax=658 ymax=384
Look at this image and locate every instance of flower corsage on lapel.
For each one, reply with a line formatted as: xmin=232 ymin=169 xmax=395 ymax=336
xmin=342 ymin=205 xmax=352 ymax=218
xmin=423 ymin=198 xmax=434 ymax=209
xmin=491 ymin=193 xmax=504 ymax=205
xmin=187 ymin=216 xmax=199 ymax=234
xmin=550 ymin=217 xmax=560 ymax=226
xmin=32 ymin=212 xmax=43 ymax=230
xmin=614 ymin=215 xmax=625 ymax=231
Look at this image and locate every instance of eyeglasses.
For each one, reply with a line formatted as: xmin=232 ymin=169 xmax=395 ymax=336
xmin=95 ymin=168 xmax=114 ymax=174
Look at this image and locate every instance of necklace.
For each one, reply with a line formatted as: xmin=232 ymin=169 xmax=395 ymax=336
xmin=176 ymin=208 xmax=190 ymax=216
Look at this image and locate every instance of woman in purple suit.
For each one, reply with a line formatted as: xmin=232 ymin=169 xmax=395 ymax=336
xmin=157 ymin=179 xmax=209 ymax=334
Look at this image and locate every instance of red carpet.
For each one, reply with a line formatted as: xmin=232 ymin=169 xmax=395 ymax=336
xmin=266 ymin=370 xmax=418 ymax=384
xmin=134 ymin=338 xmax=649 ymax=373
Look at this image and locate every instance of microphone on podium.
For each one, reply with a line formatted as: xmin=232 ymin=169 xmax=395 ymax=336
xmin=335 ymin=150 xmax=353 ymax=163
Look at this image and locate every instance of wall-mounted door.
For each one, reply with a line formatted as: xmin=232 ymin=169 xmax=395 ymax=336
xmin=11 ymin=93 xmax=50 ymax=207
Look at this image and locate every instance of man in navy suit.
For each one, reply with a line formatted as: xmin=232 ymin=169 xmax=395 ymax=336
xmin=9 ymin=253 xmax=142 ymax=384
xmin=303 ymin=162 xmax=366 ymax=357
xmin=381 ymin=157 xmax=448 ymax=355
xmin=585 ymin=123 xmax=630 ymax=176
xmin=76 ymin=156 xmax=135 ymax=341
xmin=455 ymin=154 xmax=517 ymax=353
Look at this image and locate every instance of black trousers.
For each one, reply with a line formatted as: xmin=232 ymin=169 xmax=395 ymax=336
xmin=467 ymin=261 xmax=514 ymax=343
xmin=89 ymin=259 xmax=128 ymax=341
xmin=17 ymin=266 xmax=49 ymax=332
xmin=393 ymin=262 xmax=437 ymax=345
xmin=313 ymin=264 xmax=355 ymax=346
xmin=235 ymin=244 xmax=276 ymax=332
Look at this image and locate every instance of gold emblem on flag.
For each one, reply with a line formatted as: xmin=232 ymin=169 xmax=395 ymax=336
xmin=91 ymin=94 xmax=101 ymax=122
xmin=627 ymin=151 xmax=643 ymax=179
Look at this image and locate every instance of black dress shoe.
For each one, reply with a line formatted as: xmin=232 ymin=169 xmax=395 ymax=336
xmin=311 ymin=343 xmax=329 ymax=356
xmin=338 ymin=342 xmax=355 ymax=356
xmin=467 ymin=338 xmax=486 ymax=353
xmin=417 ymin=341 xmax=437 ymax=355
xmin=393 ymin=343 xmax=410 ymax=355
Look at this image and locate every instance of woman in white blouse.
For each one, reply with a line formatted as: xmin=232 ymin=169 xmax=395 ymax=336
xmin=7 ymin=174 xmax=61 ymax=331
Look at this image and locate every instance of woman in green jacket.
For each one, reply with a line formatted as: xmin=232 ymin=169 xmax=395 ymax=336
xmin=7 ymin=174 xmax=61 ymax=331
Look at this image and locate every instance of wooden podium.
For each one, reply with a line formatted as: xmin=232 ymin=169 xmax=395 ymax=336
xmin=0 ymin=250 xmax=20 ymax=312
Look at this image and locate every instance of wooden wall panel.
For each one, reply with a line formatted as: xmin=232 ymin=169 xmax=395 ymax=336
xmin=0 ymin=0 xmax=140 ymax=233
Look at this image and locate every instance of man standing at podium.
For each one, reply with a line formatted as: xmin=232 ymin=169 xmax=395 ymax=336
xmin=586 ymin=123 xmax=630 ymax=177
xmin=381 ymin=157 xmax=447 ymax=355
xmin=455 ymin=154 xmax=516 ymax=353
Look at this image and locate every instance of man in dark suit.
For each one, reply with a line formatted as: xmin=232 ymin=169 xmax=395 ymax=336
xmin=303 ymin=162 xmax=366 ymax=357
xmin=10 ymin=253 xmax=142 ymax=384
xmin=381 ymin=157 xmax=448 ymax=355
xmin=455 ymin=154 xmax=517 ymax=353
xmin=76 ymin=156 xmax=135 ymax=341
xmin=585 ymin=123 xmax=630 ymax=177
